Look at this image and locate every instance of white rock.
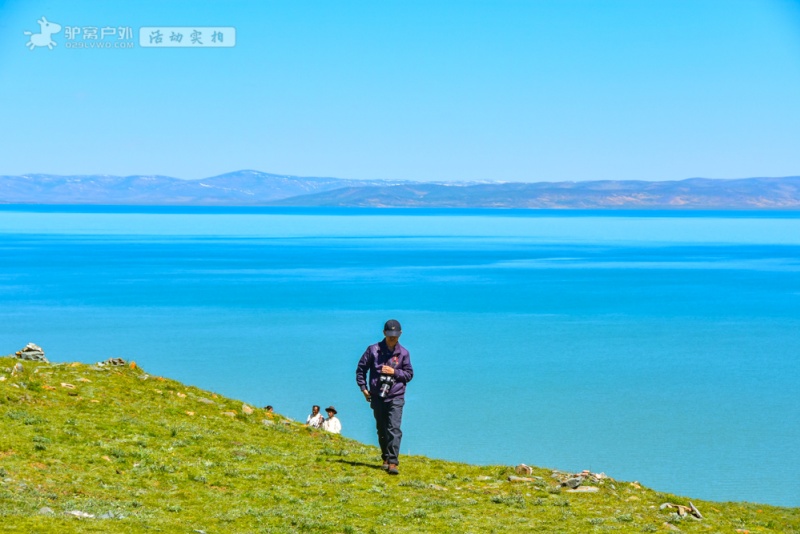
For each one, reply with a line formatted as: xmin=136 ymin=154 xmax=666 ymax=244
xmin=66 ymin=510 xmax=95 ymax=518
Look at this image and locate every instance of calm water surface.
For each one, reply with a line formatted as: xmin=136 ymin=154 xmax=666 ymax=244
xmin=1 ymin=207 xmax=798 ymax=506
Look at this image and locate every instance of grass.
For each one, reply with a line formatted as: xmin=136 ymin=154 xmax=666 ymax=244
xmin=0 ymin=355 xmax=798 ymax=533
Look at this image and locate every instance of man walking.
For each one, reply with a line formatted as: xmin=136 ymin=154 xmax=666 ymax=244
xmin=356 ymin=319 xmax=414 ymax=475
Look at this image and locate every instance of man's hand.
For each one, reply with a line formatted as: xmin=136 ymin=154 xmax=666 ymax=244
xmin=381 ymin=365 xmax=395 ymax=375
xmin=362 ymin=389 xmax=371 ymax=402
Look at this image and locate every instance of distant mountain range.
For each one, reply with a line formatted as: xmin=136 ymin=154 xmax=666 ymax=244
xmin=2 ymin=170 xmax=799 ymax=209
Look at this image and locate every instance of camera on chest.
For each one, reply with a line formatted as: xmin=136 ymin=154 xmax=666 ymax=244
xmin=378 ymin=374 xmax=396 ymax=398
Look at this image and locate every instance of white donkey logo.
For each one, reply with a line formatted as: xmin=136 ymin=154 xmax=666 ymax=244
xmin=24 ymin=16 xmax=62 ymax=50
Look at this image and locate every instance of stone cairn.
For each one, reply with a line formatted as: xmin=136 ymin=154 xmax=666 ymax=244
xmin=15 ymin=343 xmax=48 ymax=363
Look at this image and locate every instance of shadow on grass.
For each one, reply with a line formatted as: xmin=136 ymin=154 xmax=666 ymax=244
xmin=334 ymin=459 xmax=386 ymax=470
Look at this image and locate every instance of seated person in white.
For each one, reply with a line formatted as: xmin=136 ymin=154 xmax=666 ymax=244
xmin=322 ymin=406 xmax=341 ymax=434
xmin=306 ymin=405 xmax=324 ymax=428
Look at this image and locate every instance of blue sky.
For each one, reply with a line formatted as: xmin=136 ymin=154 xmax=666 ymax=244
xmin=1 ymin=0 xmax=799 ymax=182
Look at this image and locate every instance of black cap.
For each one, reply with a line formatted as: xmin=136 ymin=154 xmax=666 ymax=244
xmin=383 ymin=319 xmax=402 ymax=336
xmin=325 ymin=406 xmax=337 ymax=414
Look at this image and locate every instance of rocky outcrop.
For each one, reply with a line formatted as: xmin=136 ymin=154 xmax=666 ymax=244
xmin=96 ymin=357 xmax=126 ymax=367
xmin=15 ymin=343 xmax=47 ymax=362
xmin=553 ymin=469 xmax=609 ymax=486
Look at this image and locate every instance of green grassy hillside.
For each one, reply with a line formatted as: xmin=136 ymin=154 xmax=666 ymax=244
xmin=0 ymin=355 xmax=797 ymax=533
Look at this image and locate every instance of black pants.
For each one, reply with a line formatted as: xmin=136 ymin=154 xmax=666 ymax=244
xmin=371 ymin=397 xmax=405 ymax=465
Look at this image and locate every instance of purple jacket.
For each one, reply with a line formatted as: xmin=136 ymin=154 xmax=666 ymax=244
xmin=356 ymin=339 xmax=414 ymax=401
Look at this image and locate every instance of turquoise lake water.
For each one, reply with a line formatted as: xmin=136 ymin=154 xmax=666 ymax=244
xmin=1 ymin=207 xmax=798 ymax=506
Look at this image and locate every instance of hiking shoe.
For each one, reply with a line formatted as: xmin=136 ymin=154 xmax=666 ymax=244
xmin=387 ymin=464 xmax=399 ymax=475
xmin=381 ymin=462 xmax=390 ymax=471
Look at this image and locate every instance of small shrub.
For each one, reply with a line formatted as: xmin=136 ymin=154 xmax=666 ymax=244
xmin=491 ymin=494 xmax=526 ymax=508
xmin=407 ymin=508 xmax=427 ymax=519
xmin=367 ymin=484 xmax=386 ymax=495
xmin=398 ymin=479 xmax=426 ymax=489
xmin=319 ymin=447 xmax=349 ymax=457
xmin=153 ymin=464 xmax=177 ymax=474
xmin=666 ymin=512 xmax=684 ymax=524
